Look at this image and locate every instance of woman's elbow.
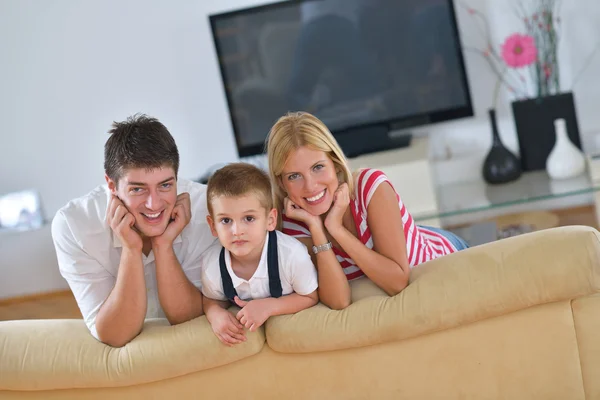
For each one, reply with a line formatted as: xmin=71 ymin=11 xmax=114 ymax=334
xmin=384 ymin=269 xmax=410 ymax=297
xmin=322 ymin=295 xmax=351 ymax=310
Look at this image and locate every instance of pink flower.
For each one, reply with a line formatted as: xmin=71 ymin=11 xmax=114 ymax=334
xmin=501 ymin=33 xmax=537 ymax=68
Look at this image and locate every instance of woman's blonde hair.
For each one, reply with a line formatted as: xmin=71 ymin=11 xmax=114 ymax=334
xmin=266 ymin=112 xmax=354 ymax=227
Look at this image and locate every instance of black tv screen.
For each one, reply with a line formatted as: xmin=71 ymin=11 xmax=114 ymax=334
xmin=210 ymin=0 xmax=473 ymax=157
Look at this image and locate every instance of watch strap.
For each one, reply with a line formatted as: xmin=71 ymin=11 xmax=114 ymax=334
xmin=312 ymin=241 xmax=333 ymax=255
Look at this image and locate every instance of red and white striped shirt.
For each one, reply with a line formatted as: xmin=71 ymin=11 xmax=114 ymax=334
xmin=282 ymin=168 xmax=457 ymax=281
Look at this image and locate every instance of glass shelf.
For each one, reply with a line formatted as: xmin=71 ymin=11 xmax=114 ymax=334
xmin=415 ymin=170 xmax=600 ymax=221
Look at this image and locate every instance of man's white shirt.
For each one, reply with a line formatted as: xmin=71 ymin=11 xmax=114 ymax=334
xmin=51 ymin=179 xmax=216 ymax=339
xmin=201 ymin=231 xmax=318 ymax=301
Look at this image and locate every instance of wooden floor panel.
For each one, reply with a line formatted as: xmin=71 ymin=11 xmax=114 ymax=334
xmin=0 ymin=291 xmax=81 ymax=321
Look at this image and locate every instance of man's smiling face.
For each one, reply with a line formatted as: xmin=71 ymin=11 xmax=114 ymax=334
xmin=107 ymin=166 xmax=177 ymax=238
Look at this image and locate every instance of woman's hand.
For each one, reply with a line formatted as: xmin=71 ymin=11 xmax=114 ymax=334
xmin=324 ymin=183 xmax=350 ymax=234
xmin=284 ymin=197 xmax=322 ymax=229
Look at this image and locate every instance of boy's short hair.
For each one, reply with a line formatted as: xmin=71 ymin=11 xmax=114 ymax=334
xmin=104 ymin=113 xmax=179 ymax=185
xmin=207 ymin=163 xmax=273 ymax=216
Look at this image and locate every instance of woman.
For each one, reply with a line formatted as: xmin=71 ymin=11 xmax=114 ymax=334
xmin=266 ymin=112 xmax=468 ymax=310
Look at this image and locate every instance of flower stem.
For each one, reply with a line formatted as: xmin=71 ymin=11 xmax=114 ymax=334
xmin=493 ymin=67 xmax=508 ymax=109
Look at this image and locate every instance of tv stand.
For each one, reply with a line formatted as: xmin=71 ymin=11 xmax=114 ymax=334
xmin=335 ymin=125 xmax=412 ymax=158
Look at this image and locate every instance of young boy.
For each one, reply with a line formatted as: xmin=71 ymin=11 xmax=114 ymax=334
xmin=201 ymin=163 xmax=318 ymax=346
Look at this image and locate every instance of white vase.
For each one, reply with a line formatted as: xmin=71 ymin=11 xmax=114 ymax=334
xmin=546 ymin=118 xmax=586 ymax=180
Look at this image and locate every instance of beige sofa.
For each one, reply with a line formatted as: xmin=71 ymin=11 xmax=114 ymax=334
xmin=2 ymin=225 xmax=600 ymax=399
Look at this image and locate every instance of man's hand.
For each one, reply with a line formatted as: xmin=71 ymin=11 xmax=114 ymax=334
xmin=107 ymin=195 xmax=142 ymax=251
xmin=153 ymin=192 xmax=191 ymax=248
xmin=234 ymin=296 xmax=274 ymax=332
xmin=283 ymin=197 xmax=322 ymax=230
xmin=209 ymin=307 xmax=246 ymax=347
xmin=324 ymin=183 xmax=350 ymax=233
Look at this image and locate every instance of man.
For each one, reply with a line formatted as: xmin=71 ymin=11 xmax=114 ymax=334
xmin=52 ymin=114 xmax=215 ymax=347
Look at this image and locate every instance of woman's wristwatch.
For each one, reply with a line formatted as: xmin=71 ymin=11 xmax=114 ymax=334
xmin=312 ymin=241 xmax=333 ymax=255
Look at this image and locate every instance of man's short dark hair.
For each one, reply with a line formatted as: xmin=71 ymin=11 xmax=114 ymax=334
xmin=104 ymin=114 xmax=179 ymax=185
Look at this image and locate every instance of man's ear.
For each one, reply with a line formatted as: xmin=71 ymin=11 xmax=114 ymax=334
xmin=105 ymin=174 xmax=117 ymax=195
xmin=206 ymin=215 xmax=219 ymax=237
xmin=266 ymin=208 xmax=278 ymax=231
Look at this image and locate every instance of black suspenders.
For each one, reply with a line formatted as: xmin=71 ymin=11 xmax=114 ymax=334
xmin=219 ymin=230 xmax=283 ymax=302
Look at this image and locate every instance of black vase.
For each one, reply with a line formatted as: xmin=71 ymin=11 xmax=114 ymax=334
xmin=482 ymin=109 xmax=522 ymax=184
xmin=511 ymin=92 xmax=582 ymax=172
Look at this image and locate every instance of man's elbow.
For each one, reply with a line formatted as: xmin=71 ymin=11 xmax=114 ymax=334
xmin=97 ymin=329 xmax=139 ymax=348
xmin=165 ymin=308 xmax=204 ymax=326
xmin=100 ymin=337 xmax=132 ymax=348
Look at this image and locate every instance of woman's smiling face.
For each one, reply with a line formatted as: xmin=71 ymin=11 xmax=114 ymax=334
xmin=280 ymin=146 xmax=340 ymax=216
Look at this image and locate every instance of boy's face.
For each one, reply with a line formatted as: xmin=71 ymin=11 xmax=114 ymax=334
xmin=105 ymin=166 xmax=177 ymax=239
xmin=207 ymin=194 xmax=277 ymax=262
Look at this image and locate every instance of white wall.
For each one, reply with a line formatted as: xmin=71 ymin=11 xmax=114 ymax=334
xmin=1 ymin=0 xmax=599 ymax=299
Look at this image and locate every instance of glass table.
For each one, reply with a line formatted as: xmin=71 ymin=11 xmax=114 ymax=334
xmin=414 ymin=170 xmax=600 ymax=222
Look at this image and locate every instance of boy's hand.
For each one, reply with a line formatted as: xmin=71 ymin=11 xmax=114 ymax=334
xmin=210 ymin=307 xmax=246 ymax=347
xmin=234 ymin=296 xmax=274 ymax=332
xmin=152 ymin=192 xmax=191 ymax=248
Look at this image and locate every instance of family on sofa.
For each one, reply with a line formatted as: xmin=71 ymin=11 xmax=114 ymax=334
xmin=51 ymin=111 xmax=469 ymax=348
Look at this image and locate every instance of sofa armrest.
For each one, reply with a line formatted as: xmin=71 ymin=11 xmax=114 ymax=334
xmin=0 ymin=311 xmax=264 ymax=391
xmin=266 ymin=226 xmax=600 ymax=353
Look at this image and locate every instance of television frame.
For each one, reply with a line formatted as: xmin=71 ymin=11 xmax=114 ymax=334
xmin=209 ymin=0 xmax=474 ymax=158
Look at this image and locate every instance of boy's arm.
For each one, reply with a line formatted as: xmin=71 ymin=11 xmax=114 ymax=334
xmin=234 ymin=290 xmax=318 ymax=331
xmin=203 ymin=296 xmax=230 ymax=320
xmin=266 ymin=290 xmax=319 ymax=316
xmin=204 ymin=296 xmax=246 ymax=346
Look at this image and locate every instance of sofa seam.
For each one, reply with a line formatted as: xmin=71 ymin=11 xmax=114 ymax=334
xmin=570 ymin=298 xmax=588 ymax=400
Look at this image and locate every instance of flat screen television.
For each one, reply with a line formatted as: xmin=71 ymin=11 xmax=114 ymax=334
xmin=210 ymin=0 xmax=473 ymax=158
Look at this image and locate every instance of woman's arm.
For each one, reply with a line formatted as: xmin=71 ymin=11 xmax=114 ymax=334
xmin=296 ymin=226 xmax=351 ymax=310
xmin=284 ymin=197 xmax=351 ymax=310
xmin=328 ymin=183 xmax=410 ymax=296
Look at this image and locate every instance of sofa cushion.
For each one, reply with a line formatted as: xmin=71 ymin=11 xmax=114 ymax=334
xmin=0 ymin=309 xmax=264 ymax=390
xmin=266 ymin=226 xmax=600 ymax=353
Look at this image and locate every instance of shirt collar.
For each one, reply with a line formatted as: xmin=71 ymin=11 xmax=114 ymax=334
xmin=224 ymin=232 xmax=270 ymax=288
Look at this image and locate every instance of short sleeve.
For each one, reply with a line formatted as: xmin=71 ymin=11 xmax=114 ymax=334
xmin=199 ymin=248 xmax=227 ymax=301
xmin=51 ymin=210 xmax=116 ymax=340
xmin=356 ymin=169 xmax=399 ymax=214
xmin=288 ymin=245 xmax=318 ymax=296
xmin=179 ymin=182 xmax=218 ymax=291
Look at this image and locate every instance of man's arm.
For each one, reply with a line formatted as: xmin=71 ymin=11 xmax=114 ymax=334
xmin=95 ymin=246 xmax=147 ymax=347
xmin=152 ymin=192 xmax=204 ymax=325
xmin=153 ymin=243 xmax=204 ymax=324
xmin=52 ymin=206 xmax=147 ymax=347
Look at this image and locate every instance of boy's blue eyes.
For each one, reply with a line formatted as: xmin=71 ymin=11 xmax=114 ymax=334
xmin=219 ymin=216 xmax=256 ymax=224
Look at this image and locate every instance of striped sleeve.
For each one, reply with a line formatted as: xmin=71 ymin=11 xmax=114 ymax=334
xmin=282 ymin=215 xmax=311 ymax=238
xmin=357 ymin=169 xmax=399 ymax=213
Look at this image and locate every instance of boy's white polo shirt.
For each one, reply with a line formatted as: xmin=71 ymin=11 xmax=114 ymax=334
xmin=200 ymin=230 xmax=318 ymax=301
xmin=51 ymin=179 xmax=217 ymax=340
